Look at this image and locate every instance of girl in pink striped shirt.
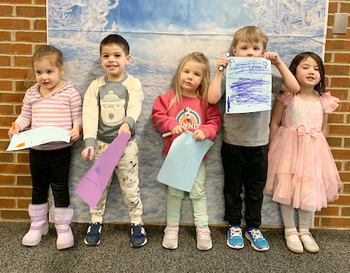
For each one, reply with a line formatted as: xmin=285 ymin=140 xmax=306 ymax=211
xmin=8 ymin=45 xmax=82 ymax=250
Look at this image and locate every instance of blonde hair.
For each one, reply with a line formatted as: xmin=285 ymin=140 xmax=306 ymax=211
xmin=170 ymin=52 xmax=210 ymax=109
xmin=230 ymin=26 xmax=268 ymax=53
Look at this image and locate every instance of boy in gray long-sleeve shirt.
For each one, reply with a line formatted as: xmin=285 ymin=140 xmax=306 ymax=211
xmin=208 ymin=26 xmax=299 ymax=252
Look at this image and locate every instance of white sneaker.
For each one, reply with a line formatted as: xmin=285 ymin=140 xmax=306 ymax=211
xmin=162 ymin=226 xmax=179 ymax=249
xmin=196 ymin=226 xmax=212 ymax=251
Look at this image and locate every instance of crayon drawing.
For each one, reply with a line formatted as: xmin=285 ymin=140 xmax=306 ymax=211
xmin=226 ymin=57 xmax=272 ymax=114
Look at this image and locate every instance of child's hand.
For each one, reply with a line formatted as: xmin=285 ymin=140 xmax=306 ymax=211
xmin=118 ymin=123 xmax=131 ymax=135
xmin=8 ymin=122 xmax=20 ymax=139
xmin=263 ymin=51 xmax=282 ymax=66
xmin=171 ymin=125 xmax=187 ymax=135
xmin=216 ymin=54 xmax=229 ymax=71
xmin=81 ymin=146 xmax=94 ymax=161
xmin=193 ymin=129 xmax=206 ymax=141
xmin=68 ymin=126 xmax=80 ymax=143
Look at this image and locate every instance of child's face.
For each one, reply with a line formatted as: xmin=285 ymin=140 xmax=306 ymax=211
xmin=296 ymin=57 xmax=321 ymax=88
xmin=100 ymin=44 xmax=130 ymax=81
xmin=34 ymin=57 xmax=64 ymax=92
xmin=179 ymin=60 xmax=204 ymax=97
xmin=233 ymin=41 xmax=264 ymax=57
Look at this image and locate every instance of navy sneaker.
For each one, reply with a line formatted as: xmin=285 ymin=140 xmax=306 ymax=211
xmin=84 ymin=223 xmax=102 ymax=246
xmin=130 ymin=224 xmax=147 ymax=248
xmin=245 ymin=227 xmax=269 ymax=251
xmin=227 ymin=225 xmax=244 ymax=249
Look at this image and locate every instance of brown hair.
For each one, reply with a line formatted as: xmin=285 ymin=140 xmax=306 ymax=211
xmin=170 ymin=52 xmax=210 ymax=109
xmin=230 ymin=26 xmax=268 ymax=53
xmin=32 ymin=45 xmax=64 ymax=69
xmin=25 ymin=45 xmax=64 ymax=87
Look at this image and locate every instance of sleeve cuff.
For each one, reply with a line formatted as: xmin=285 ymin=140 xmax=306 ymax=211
xmin=124 ymin=117 xmax=135 ymax=133
xmin=85 ymin=138 xmax=96 ymax=148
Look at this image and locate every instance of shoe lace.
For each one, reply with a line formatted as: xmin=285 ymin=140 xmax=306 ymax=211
xmin=197 ymin=227 xmax=210 ymax=240
xmin=164 ymin=227 xmax=178 ymax=239
xmin=229 ymin=226 xmax=242 ymax=238
xmin=249 ymin=229 xmax=264 ymax=240
xmin=88 ymin=223 xmax=101 ymax=234
xmin=132 ymin=225 xmax=145 ymax=236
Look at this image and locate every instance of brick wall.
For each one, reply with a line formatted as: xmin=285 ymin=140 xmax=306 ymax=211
xmin=0 ymin=0 xmax=349 ymax=228
xmin=315 ymin=0 xmax=350 ymax=229
xmin=0 ymin=0 xmax=46 ymax=220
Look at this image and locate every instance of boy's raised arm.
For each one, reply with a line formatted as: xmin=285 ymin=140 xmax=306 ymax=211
xmin=208 ymin=71 xmax=224 ymax=104
xmin=276 ymin=61 xmax=299 ymax=93
xmin=269 ymin=99 xmax=284 ymax=142
xmin=264 ymin=51 xmax=300 ymax=93
xmin=208 ymin=55 xmax=229 ymax=104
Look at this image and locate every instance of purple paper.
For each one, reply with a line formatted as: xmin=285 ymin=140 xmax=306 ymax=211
xmin=75 ymin=132 xmax=130 ymax=208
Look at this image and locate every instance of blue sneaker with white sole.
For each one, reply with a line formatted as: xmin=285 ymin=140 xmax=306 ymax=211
xmin=84 ymin=222 xmax=102 ymax=246
xmin=130 ymin=224 xmax=147 ymax=248
xmin=245 ymin=227 xmax=269 ymax=251
xmin=227 ymin=225 xmax=244 ymax=249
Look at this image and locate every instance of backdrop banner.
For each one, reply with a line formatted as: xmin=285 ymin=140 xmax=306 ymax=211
xmin=47 ymin=0 xmax=328 ymax=225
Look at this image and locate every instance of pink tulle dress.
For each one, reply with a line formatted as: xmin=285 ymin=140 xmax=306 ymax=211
xmin=264 ymin=92 xmax=341 ymax=212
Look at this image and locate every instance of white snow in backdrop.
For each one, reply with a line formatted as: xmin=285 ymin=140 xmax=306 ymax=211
xmin=47 ymin=0 xmax=328 ymax=225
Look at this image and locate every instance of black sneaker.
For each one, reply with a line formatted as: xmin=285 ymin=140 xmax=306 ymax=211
xmin=84 ymin=223 xmax=102 ymax=246
xmin=130 ymin=224 xmax=147 ymax=248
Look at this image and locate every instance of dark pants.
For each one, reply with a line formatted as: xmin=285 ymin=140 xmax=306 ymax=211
xmin=30 ymin=147 xmax=71 ymax=207
xmin=221 ymin=142 xmax=268 ymax=228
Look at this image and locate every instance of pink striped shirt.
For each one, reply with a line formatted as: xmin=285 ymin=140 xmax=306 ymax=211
xmin=16 ymin=81 xmax=82 ymax=150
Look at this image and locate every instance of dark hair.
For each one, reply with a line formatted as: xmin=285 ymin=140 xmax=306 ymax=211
xmin=100 ymin=34 xmax=130 ymax=55
xmin=289 ymin=52 xmax=325 ymax=95
xmin=32 ymin=45 xmax=64 ymax=69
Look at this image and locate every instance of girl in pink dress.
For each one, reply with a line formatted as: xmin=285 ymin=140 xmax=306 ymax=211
xmin=265 ymin=52 xmax=341 ymax=254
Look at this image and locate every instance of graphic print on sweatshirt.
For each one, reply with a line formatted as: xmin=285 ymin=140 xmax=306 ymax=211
xmin=176 ymin=106 xmax=201 ymax=130
xmin=100 ymin=90 xmax=126 ymax=126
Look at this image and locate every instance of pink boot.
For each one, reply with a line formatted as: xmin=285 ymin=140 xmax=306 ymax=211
xmin=22 ymin=203 xmax=49 ymax=246
xmin=54 ymin=207 xmax=74 ymax=250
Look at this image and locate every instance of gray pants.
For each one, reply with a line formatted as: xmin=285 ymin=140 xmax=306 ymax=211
xmin=280 ymin=204 xmax=314 ymax=229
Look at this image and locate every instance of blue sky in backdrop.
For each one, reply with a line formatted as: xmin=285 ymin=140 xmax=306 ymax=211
xmin=108 ymin=0 xmax=250 ymax=33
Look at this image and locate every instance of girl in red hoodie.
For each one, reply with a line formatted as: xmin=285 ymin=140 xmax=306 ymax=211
xmin=152 ymin=52 xmax=221 ymax=251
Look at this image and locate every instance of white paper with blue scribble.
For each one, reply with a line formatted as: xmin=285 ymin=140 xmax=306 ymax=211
xmin=226 ymin=57 xmax=271 ymax=114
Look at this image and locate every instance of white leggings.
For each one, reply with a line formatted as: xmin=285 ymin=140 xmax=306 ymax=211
xmin=280 ymin=204 xmax=314 ymax=229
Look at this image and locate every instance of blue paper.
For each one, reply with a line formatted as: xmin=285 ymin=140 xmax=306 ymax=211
xmin=156 ymin=132 xmax=213 ymax=192
xmin=226 ymin=57 xmax=271 ymax=114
